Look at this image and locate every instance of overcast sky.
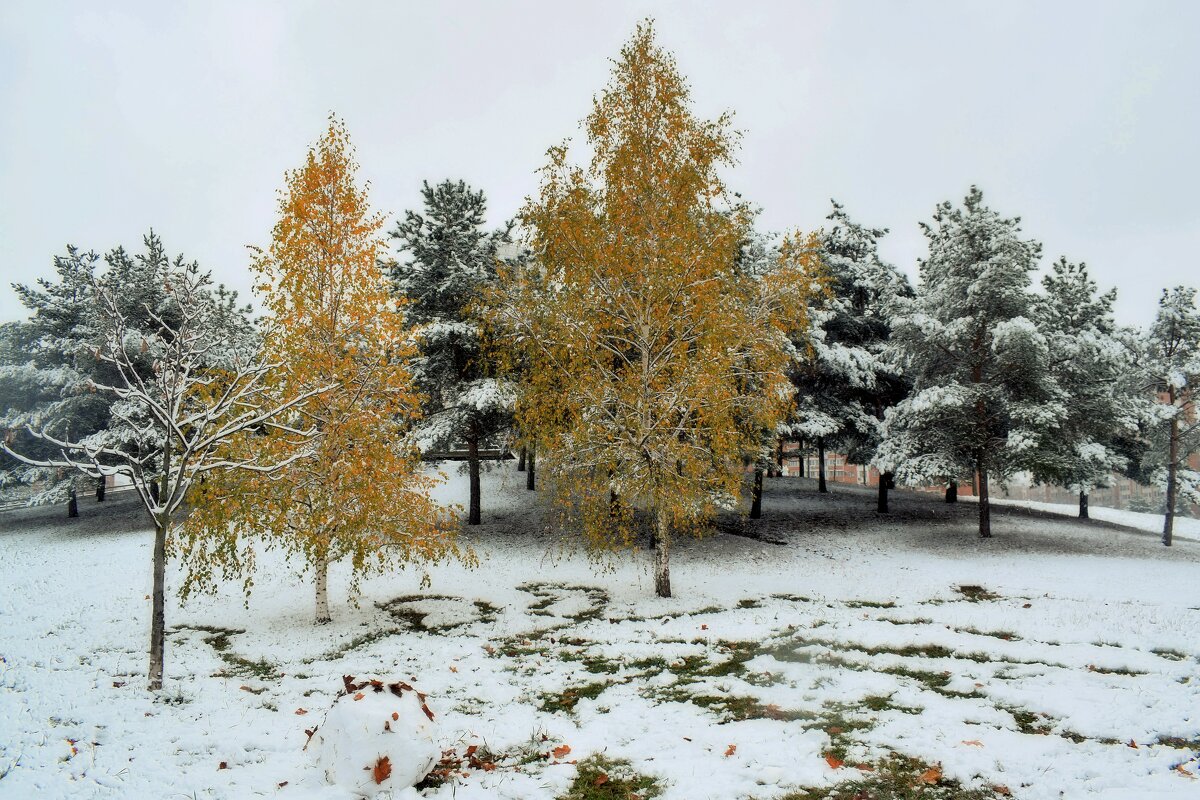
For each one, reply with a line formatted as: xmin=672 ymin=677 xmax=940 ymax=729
xmin=2 ymin=1 xmax=1197 ymax=326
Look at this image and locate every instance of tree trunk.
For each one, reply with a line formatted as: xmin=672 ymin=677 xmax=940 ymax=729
xmin=148 ymin=518 xmax=167 ymax=690
xmin=1164 ymin=386 xmax=1178 ymax=546
xmin=517 ymin=446 xmax=526 ymax=472
xmin=654 ymin=506 xmax=671 ymax=598
xmin=67 ymin=487 xmax=78 ymax=518
xmin=750 ymin=468 xmax=763 ymax=519
xmin=877 ymin=471 xmax=892 ymax=514
xmin=314 ymin=551 xmax=331 ymax=624
xmin=817 ymin=438 xmax=827 ymax=493
xmin=96 ymin=476 xmax=106 ymax=503
xmin=978 ymin=462 xmax=991 ymax=538
xmin=526 ymin=441 xmax=536 ymax=491
xmin=945 ymin=481 xmax=958 ymax=503
xmin=1079 ymin=490 xmax=1089 ymax=520
xmin=150 ymin=480 xmax=160 ymax=505
xmin=467 ymin=421 xmax=481 ymax=526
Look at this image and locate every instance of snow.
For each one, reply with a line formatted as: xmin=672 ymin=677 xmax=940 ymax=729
xmin=971 ymin=494 xmax=1200 ymax=543
xmin=1 ymin=470 xmax=1199 ymax=799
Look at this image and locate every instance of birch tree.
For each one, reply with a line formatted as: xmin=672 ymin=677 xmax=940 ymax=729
xmin=2 ymin=254 xmax=324 ymax=690
xmin=494 ymin=22 xmax=822 ymax=597
xmin=182 ymin=117 xmax=462 ymax=623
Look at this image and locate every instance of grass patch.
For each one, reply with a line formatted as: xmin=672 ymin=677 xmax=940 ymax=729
xmin=307 ymin=626 xmax=402 ymax=663
xmin=559 ymin=755 xmax=662 ymax=800
xmin=172 ymin=624 xmax=281 ymax=681
xmin=540 ymin=680 xmax=611 ymax=714
xmin=1151 ymin=647 xmax=1189 ymax=661
xmin=955 ymin=585 xmax=1000 ymax=602
xmin=779 ymin=753 xmax=1005 ymax=799
xmin=846 ymin=600 xmax=897 ymax=609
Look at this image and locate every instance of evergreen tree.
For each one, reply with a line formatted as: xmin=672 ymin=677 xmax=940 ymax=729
xmin=1141 ymin=286 xmax=1200 ymax=545
xmin=877 ymin=187 xmax=1054 ymax=537
xmin=389 ymin=180 xmax=515 ymax=526
xmin=787 ymin=201 xmax=912 ymax=510
xmin=1027 ymin=258 xmax=1145 ymax=518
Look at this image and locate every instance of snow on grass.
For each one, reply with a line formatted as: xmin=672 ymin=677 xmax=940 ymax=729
xmin=978 ymin=494 xmax=1200 ymax=543
xmin=1 ymin=469 xmax=1199 ymax=798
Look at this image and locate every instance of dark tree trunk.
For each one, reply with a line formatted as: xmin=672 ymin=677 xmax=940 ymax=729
xmin=148 ymin=518 xmax=167 ymax=690
xmin=150 ymin=480 xmax=160 ymax=505
xmin=978 ymin=462 xmax=991 ymax=538
xmin=877 ymin=471 xmax=892 ymax=514
xmin=67 ymin=487 xmax=78 ymax=518
xmin=467 ymin=420 xmax=481 ymax=526
xmin=526 ymin=442 xmax=536 ymax=491
xmin=654 ymin=506 xmax=671 ymax=598
xmin=945 ymin=481 xmax=958 ymax=504
xmin=1163 ymin=386 xmax=1178 ymax=546
xmin=817 ymin=438 xmax=827 ymax=493
xmin=517 ymin=446 xmax=526 ymax=472
xmin=750 ymin=468 xmax=763 ymax=519
xmin=96 ymin=476 xmax=106 ymax=503
xmin=1079 ymin=490 xmax=1089 ymax=520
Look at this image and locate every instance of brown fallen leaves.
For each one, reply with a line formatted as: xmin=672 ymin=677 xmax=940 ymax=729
xmin=918 ymin=765 xmax=942 ymax=784
xmin=824 ymin=753 xmax=844 ymax=769
xmin=724 ymin=744 xmax=737 ymax=758
xmin=373 ymin=755 xmax=392 ymax=785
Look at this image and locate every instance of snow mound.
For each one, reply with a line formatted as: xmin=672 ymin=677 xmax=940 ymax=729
xmin=308 ymin=676 xmax=439 ymax=797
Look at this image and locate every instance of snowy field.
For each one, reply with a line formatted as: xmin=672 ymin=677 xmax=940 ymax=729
xmin=2 ymin=465 xmax=1200 ymax=799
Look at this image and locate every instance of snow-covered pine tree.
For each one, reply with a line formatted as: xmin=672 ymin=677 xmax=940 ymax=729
xmin=389 ymin=180 xmax=515 ymax=525
xmin=876 ymin=187 xmax=1055 ymax=538
xmin=1140 ymin=286 xmax=1200 ymax=545
xmin=1027 ymin=258 xmax=1145 ymax=518
xmin=787 ymin=202 xmax=912 ymax=511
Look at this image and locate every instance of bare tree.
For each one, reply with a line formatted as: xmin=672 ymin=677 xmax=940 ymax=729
xmin=3 ymin=257 xmax=329 ymax=689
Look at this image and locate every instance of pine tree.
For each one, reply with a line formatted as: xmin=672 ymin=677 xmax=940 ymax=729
xmin=877 ymin=187 xmax=1054 ymax=538
xmin=1027 ymin=258 xmax=1145 ymax=518
xmin=493 ymin=22 xmax=822 ymax=597
xmin=787 ymin=201 xmax=912 ymax=510
xmin=180 ymin=117 xmax=462 ymax=623
xmin=388 ymin=180 xmax=515 ymax=526
xmin=1140 ymin=286 xmax=1200 ymax=545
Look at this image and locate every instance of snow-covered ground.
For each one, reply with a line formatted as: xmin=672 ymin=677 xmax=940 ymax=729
xmin=2 ymin=466 xmax=1199 ymax=799
xmin=979 ymin=493 xmax=1200 ymax=543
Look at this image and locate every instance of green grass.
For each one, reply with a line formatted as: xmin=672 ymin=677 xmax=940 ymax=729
xmin=558 ymin=755 xmax=662 ymax=800
xmin=955 ymin=585 xmax=1000 ymax=602
xmin=172 ymin=624 xmax=280 ymax=681
xmin=540 ymin=680 xmax=612 ymax=713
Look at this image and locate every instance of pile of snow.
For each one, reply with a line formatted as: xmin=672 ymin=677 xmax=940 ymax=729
xmin=307 ymin=675 xmax=440 ymax=797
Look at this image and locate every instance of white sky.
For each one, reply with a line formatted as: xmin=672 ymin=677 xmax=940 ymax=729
xmin=2 ymin=0 xmax=1197 ymax=326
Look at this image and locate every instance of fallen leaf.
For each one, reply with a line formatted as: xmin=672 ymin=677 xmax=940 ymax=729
xmin=552 ymin=744 xmax=571 ymax=760
xmin=294 ymin=708 xmax=307 ymax=716
xmin=1175 ymin=764 xmax=1195 ymax=778
xmin=353 ymin=692 xmax=365 ymax=701
xmin=1022 ymin=603 xmax=1032 ymax=608
xmin=594 ymin=773 xmax=610 ymax=786
xmin=700 ymin=624 xmax=709 ymax=631
xmin=724 ymin=744 xmax=737 ymax=757
xmin=1127 ymin=739 xmax=1138 ymax=749
xmin=112 ymin=681 xmax=125 ymax=688
xmin=218 ymin=761 xmax=228 ymax=770
xmin=484 ymin=645 xmax=496 ymax=655
xmin=993 ymin=786 xmax=1012 ymax=796
xmin=449 ymin=665 xmax=458 ymax=673
xmin=918 ymin=765 xmax=942 ymax=784
xmin=277 ymin=781 xmax=288 ymax=788
xmin=961 ymin=740 xmax=984 ymax=748
xmin=373 ymin=756 xmax=392 ymax=785
xmin=824 ymin=753 xmax=844 ymax=769
xmin=392 ymin=712 xmax=399 ymax=721
xmin=855 ymin=763 xmax=874 ymax=772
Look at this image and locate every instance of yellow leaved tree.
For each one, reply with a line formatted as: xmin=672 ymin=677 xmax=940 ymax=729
xmin=181 ymin=116 xmax=462 ymax=623
xmin=492 ymin=23 xmax=825 ymax=597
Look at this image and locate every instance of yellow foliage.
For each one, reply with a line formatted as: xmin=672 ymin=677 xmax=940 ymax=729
xmin=491 ymin=22 xmax=824 ymax=591
xmin=180 ymin=116 xmax=463 ymax=609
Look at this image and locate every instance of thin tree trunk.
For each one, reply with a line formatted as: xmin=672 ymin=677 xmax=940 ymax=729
xmin=96 ymin=476 xmax=106 ymax=502
xmin=978 ymin=461 xmax=991 ymax=538
xmin=817 ymin=438 xmax=827 ymax=493
xmin=654 ymin=505 xmax=671 ymax=598
xmin=878 ymin=471 xmax=892 ymax=514
xmin=1079 ymin=490 xmax=1089 ymax=520
xmin=750 ymin=468 xmax=763 ymax=519
xmin=517 ymin=446 xmax=526 ymax=472
xmin=945 ymin=481 xmax=958 ymax=503
xmin=150 ymin=480 xmax=159 ymax=505
xmin=467 ymin=420 xmax=481 ymax=526
xmin=1164 ymin=387 xmax=1178 ymax=546
xmin=67 ymin=487 xmax=78 ymax=518
xmin=526 ymin=441 xmax=536 ymax=491
xmin=148 ymin=517 xmax=168 ymax=690
xmin=314 ymin=551 xmax=331 ymax=624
